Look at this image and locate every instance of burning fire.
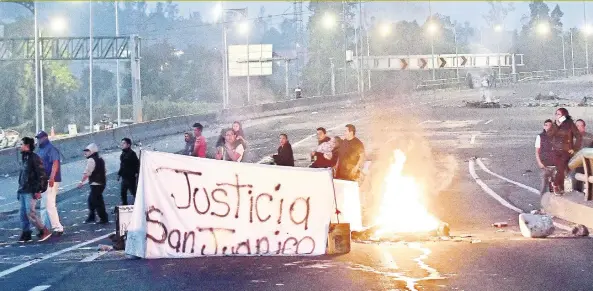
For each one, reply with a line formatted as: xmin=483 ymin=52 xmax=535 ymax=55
xmin=373 ymin=149 xmax=440 ymax=236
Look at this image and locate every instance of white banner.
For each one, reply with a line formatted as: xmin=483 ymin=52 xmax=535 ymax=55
xmin=125 ymin=151 xmax=335 ymax=258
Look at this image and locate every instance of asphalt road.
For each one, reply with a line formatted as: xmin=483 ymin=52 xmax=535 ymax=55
xmin=1 ymin=80 xmax=593 ymax=291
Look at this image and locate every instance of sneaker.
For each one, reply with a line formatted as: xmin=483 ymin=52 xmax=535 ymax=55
xmin=38 ymin=229 xmax=52 ymax=242
xmin=18 ymin=231 xmax=32 ymax=243
xmin=84 ymin=218 xmax=95 ymax=224
xmin=53 ymin=230 xmax=64 ymax=237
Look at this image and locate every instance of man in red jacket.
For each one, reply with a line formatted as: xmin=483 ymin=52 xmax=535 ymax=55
xmin=193 ymin=123 xmax=207 ymax=158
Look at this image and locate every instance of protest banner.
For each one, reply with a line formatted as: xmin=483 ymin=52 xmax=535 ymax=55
xmin=125 ymin=151 xmax=336 ymax=258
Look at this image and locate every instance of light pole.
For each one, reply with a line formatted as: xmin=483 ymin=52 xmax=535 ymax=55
xmin=39 ymin=17 xmax=67 ymax=132
xmin=217 ymin=7 xmax=248 ymax=108
xmin=89 ymin=0 xmax=94 ymax=133
xmin=494 ymin=25 xmax=503 ymax=81
xmin=238 ymin=20 xmax=250 ymax=104
xmin=561 ymin=32 xmax=566 ymax=76
xmin=115 ymin=0 xmax=121 ymax=126
xmin=426 ymin=21 xmax=438 ymax=80
xmin=571 ymin=30 xmax=575 ymax=76
xmin=33 ymin=2 xmax=40 ymax=133
xmin=585 ymin=1 xmax=589 ymax=74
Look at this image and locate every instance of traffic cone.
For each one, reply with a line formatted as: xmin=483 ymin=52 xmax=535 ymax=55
xmin=50 ymin=126 xmax=55 ymax=139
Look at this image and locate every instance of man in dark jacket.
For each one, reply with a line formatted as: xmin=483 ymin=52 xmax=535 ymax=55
xmin=535 ymin=119 xmax=556 ymax=195
xmin=273 ymin=133 xmax=294 ymax=167
xmin=183 ymin=132 xmax=195 ymax=156
xmin=17 ymin=137 xmax=52 ymax=243
xmin=118 ymin=138 xmax=140 ymax=205
xmin=78 ymin=143 xmax=109 ymax=224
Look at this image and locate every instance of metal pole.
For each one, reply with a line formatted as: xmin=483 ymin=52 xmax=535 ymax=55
xmin=585 ymin=1 xmax=589 ymax=74
xmin=220 ymin=2 xmax=226 ymax=109
xmin=40 ymin=59 xmax=45 ymax=131
xmin=429 ymin=0 xmax=435 ymax=80
xmin=342 ymin=1 xmax=347 ymax=93
xmin=497 ymin=41 xmax=501 ymax=80
xmin=224 ymin=26 xmax=229 ymax=108
xmin=34 ymin=2 xmax=39 ymax=134
xmin=561 ymin=32 xmax=566 ymax=77
xmin=89 ymin=0 xmax=93 ymax=133
xmin=571 ymin=30 xmax=575 ymax=76
xmin=285 ymin=60 xmax=289 ymax=98
xmin=454 ymin=26 xmax=459 ymax=84
xmin=354 ymin=26 xmax=360 ymax=94
xmin=246 ymin=23 xmax=250 ymax=104
xmin=366 ymin=29 xmax=371 ymax=90
xmin=358 ymin=0 xmax=364 ymax=100
xmin=115 ymin=0 xmax=121 ymax=127
xmin=330 ymin=59 xmax=336 ymax=96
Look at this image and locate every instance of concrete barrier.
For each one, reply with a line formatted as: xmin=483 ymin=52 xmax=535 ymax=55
xmin=0 ymin=94 xmax=357 ymax=175
xmin=542 ymin=191 xmax=593 ymax=229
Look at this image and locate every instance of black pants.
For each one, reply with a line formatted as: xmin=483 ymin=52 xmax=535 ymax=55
xmin=88 ymin=185 xmax=108 ymax=222
xmin=120 ymin=178 xmax=137 ymax=205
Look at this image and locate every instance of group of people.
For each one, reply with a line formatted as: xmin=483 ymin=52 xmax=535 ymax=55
xmin=16 ymin=131 xmax=139 ymax=243
xmin=535 ymin=107 xmax=593 ymax=195
xmin=181 ymin=120 xmax=366 ymax=182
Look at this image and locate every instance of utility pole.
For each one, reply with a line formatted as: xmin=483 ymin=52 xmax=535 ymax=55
xmin=89 ymin=0 xmax=94 ymax=133
xmin=115 ymin=0 xmax=121 ymax=126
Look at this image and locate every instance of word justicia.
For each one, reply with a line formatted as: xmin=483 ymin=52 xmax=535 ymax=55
xmin=155 ymin=169 xmax=311 ymax=230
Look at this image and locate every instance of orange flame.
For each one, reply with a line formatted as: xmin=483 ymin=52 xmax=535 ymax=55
xmin=374 ymin=149 xmax=440 ymax=236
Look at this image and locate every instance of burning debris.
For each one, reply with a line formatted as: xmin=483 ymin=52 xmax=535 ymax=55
xmin=353 ymin=149 xmax=451 ymax=243
xmin=464 ymin=101 xmax=512 ymax=108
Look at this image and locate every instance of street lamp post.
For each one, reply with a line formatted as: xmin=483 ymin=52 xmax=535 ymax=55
xmin=34 ymin=2 xmax=40 ymax=133
xmin=571 ymin=30 xmax=575 ymax=76
xmin=89 ymin=0 xmax=93 ymax=133
xmin=561 ymin=32 xmax=566 ymax=77
xmin=115 ymin=0 xmax=121 ymax=126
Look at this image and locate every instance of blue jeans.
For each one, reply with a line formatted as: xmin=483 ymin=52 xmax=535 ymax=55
xmin=19 ymin=194 xmax=43 ymax=232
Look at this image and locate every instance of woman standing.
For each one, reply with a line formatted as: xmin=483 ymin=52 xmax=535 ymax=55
xmin=549 ymin=108 xmax=582 ymax=195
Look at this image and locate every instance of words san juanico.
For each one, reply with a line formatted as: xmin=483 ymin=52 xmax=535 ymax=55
xmin=125 ymin=151 xmax=336 ymax=259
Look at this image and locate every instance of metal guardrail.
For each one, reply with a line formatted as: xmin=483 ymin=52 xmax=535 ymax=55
xmin=415 ymin=68 xmax=591 ymax=90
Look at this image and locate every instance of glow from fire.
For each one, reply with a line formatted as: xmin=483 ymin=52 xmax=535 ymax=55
xmin=374 ymin=149 xmax=440 ymax=235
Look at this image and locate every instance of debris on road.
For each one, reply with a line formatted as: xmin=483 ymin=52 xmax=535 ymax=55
xmin=98 ymin=244 xmax=114 ymax=251
xmin=464 ymin=101 xmax=512 ymax=108
xmin=492 ymin=222 xmax=508 ymax=228
xmin=571 ymin=224 xmax=589 ymax=237
xmin=518 ymin=213 xmax=555 ymax=238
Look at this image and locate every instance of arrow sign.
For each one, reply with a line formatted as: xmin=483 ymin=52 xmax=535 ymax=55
xmin=400 ymin=58 xmax=408 ymax=70
xmin=460 ymin=56 xmax=467 ymax=66
xmin=418 ymin=58 xmax=427 ymax=69
xmin=439 ymin=57 xmax=447 ymax=68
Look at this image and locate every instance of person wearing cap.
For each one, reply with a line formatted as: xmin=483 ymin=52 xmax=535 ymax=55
xmin=77 ymin=143 xmax=109 ymax=224
xmin=17 ymin=137 xmax=53 ymax=243
xmin=192 ymin=122 xmax=207 ymax=158
xmin=35 ymin=130 xmax=64 ymax=236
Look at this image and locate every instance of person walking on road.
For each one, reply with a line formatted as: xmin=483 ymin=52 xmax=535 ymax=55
xmin=192 ymin=123 xmax=207 ymax=158
xmin=549 ymin=108 xmax=582 ymax=195
xmin=334 ymin=124 xmax=365 ymax=182
xmin=535 ymin=119 xmax=556 ymax=195
xmin=272 ymin=133 xmax=295 ymax=167
xmin=77 ymin=143 xmax=109 ymax=224
xmin=118 ymin=138 xmax=139 ymax=206
xmin=35 ymin=131 xmax=64 ymax=236
xmin=17 ymin=137 xmax=52 ymax=243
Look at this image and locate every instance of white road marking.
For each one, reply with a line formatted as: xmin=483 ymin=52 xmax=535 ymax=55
xmin=28 ymin=286 xmax=51 ymax=291
xmin=484 ymin=119 xmax=494 ymax=125
xmin=468 ymin=159 xmax=523 ymax=213
xmin=470 ymin=134 xmax=477 ymax=144
xmin=80 ymin=250 xmax=108 ymax=262
xmin=0 ymin=232 xmax=114 ymax=278
xmin=470 ymin=159 xmax=577 ymax=233
xmin=475 ymin=158 xmax=539 ymax=195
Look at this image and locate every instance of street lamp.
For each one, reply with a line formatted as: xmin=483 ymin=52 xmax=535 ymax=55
xmin=323 ymin=12 xmax=336 ymax=29
xmin=493 ymin=24 xmax=503 ymax=81
xmin=584 ymin=24 xmax=592 ymax=74
xmin=379 ymin=23 xmax=391 ymax=37
xmin=426 ymin=21 xmax=438 ymax=80
xmin=537 ymin=22 xmax=566 ymax=75
xmin=237 ymin=20 xmax=250 ymax=104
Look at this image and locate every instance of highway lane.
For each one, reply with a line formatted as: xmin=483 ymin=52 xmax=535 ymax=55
xmin=2 ymin=84 xmax=593 ymax=291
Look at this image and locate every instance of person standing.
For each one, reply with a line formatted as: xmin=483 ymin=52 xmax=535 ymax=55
xmin=17 ymin=137 xmax=52 ymax=243
xmin=335 ymin=124 xmax=365 ymax=181
xmin=273 ymin=133 xmax=295 ymax=167
xmin=192 ymin=123 xmax=207 ymax=158
xmin=549 ymin=108 xmax=582 ymax=195
xmin=35 ymin=130 xmax=64 ymax=236
xmin=118 ymin=138 xmax=139 ymax=205
xmin=77 ymin=143 xmax=109 ymax=224
xmin=535 ymin=119 xmax=556 ymax=195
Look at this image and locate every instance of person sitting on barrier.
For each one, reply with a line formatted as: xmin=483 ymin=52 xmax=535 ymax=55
xmin=182 ymin=132 xmax=195 ymax=156
xmin=310 ymin=127 xmax=336 ymax=168
xmin=215 ymin=129 xmax=245 ymax=162
xmin=273 ymin=133 xmax=294 ymax=167
xmin=232 ymin=121 xmax=249 ymax=148
xmin=571 ymin=119 xmax=593 ymax=192
xmin=548 ymin=108 xmax=582 ymax=195
xmin=535 ymin=119 xmax=556 ymax=195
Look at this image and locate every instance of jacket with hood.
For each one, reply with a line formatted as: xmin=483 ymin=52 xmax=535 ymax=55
xmin=550 ymin=118 xmax=582 ymax=153
xmin=18 ymin=151 xmax=45 ymax=194
xmin=118 ymin=147 xmax=139 ymax=180
xmin=84 ymin=144 xmax=106 ymax=186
